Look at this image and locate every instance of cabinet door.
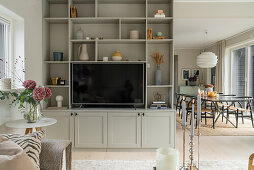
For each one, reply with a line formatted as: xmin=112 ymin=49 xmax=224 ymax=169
xmin=42 ymin=111 xmax=74 ymax=142
xmin=108 ymin=112 xmax=141 ymax=148
xmin=142 ymin=111 xmax=175 ymax=148
xmin=75 ymin=112 xmax=107 ymax=148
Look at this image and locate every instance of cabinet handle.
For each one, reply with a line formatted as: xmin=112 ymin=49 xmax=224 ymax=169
xmin=138 ymin=113 xmax=140 ymax=116
xmin=70 ymin=113 xmax=73 ymax=116
xmin=75 ymin=113 xmax=78 ymax=116
xmin=142 ymin=113 xmax=145 ymax=116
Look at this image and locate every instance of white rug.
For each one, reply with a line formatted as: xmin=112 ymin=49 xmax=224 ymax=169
xmin=72 ymin=160 xmax=248 ymax=170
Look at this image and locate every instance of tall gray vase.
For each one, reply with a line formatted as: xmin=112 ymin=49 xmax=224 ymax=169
xmin=155 ymin=65 xmax=162 ymax=85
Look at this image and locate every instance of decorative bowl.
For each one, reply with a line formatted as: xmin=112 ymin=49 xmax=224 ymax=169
xmin=112 ymin=56 xmax=122 ymax=61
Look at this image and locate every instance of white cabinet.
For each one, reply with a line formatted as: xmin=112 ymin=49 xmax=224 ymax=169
xmin=74 ymin=112 xmax=107 ymax=148
xmin=43 ymin=109 xmax=175 ymax=149
xmin=142 ymin=111 xmax=175 ymax=148
xmin=42 ymin=111 xmax=74 ymax=142
xmin=108 ymin=112 xmax=141 ymax=148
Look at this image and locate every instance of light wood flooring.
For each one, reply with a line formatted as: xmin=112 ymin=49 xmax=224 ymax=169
xmin=73 ymin=121 xmax=254 ymax=161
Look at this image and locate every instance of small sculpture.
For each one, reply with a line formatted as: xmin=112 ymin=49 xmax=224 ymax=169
xmin=154 ymin=9 xmax=165 ymax=18
xmin=56 ymin=95 xmax=63 ymax=108
xmin=70 ymin=6 xmax=77 ymax=18
xmin=147 ymin=28 xmax=152 ymax=40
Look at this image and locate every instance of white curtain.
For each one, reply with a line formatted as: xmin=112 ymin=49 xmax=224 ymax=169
xmin=215 ymin=40 xmax=226 ymax=92
xmin=0 ymin=17 xmax=10 ymax=79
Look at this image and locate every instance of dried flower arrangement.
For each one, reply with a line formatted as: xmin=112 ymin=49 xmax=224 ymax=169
xmin=152 ymin=52 xmax=164 ymax=65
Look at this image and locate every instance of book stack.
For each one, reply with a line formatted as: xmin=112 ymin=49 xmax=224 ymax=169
xmin=150 ymin=101 xmax=168 ymax=109
xmin=154 ymin=10 xmax=165 ymax=18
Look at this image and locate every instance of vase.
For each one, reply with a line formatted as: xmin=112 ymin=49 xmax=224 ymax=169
xmin=76 ymin=27 xmax=84 ymax=39
xmin=155 ymin=65 xmax=162 ymax=85
xmin=24 ymin=104 xmax=42 ymax=123
xmin=130 ymin=30 xmax=139 ymax=39
xmin=78 ymin=44 xmax=89 ymax=61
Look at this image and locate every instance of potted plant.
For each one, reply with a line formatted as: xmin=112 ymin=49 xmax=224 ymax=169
xmin=0 ymin=80 xmax=52 ymax=123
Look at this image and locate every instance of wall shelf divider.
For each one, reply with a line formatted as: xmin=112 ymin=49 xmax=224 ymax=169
xmin=42 ymin=0 xmax=174 ymax=109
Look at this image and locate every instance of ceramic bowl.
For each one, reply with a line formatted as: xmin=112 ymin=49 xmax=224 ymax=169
xmin=112 ymin=56 xmax=122 ymax=61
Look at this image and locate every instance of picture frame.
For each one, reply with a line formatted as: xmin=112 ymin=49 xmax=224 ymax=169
xmin=182 ymin=69 xmax=190 ymax=80
xmin=192 ymin=69 xmax=200 ymax=79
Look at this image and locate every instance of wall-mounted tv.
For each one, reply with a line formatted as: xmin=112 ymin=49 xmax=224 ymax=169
xmin=71 ymin=63 xmax=145 ymax=106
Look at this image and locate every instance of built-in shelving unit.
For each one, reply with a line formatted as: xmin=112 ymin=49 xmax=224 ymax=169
xmin=42 ymin=0 xmax=174 ymax=109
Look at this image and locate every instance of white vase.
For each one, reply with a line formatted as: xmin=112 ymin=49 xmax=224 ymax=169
xmin=0 ymin=78 xmax=11 ymax=90
xmin=78 ymin=44 xmax=89 ymax=61
xmin=130 ymin=30 xmax=139 ymax=39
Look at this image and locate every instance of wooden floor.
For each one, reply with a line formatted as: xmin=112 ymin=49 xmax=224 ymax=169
xmin=73 ymin=122 xmax=254 ymax=161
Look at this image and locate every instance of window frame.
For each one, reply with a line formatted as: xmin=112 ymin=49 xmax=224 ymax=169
xmin=0 ymin=15 xmax=12 ymax=80
xmin=229 ymin=41 xmax=254 ymax=96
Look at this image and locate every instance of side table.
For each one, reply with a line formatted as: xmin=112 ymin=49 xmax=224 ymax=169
xmin=5 ymin=118 xmax=57 ymax=134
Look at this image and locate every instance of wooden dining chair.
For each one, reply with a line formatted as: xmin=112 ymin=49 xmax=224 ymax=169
xmin=227 ymin=97 xmax=254 ymax=128
xmin=249 ymin=153 xmax=254 ymax=170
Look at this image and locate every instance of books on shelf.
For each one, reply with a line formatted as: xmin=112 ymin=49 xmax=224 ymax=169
xmin=154 ymin=14 xmax=166 ymax=18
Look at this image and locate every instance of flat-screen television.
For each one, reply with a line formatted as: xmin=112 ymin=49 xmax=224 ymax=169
xmin=72 ymin=63 xmax=145 ymax=106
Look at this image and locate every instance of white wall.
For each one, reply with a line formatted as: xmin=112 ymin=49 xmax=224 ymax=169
xmin=0 ymin=0 xmax=42 ymax=133
xmin=174 ymin=49 xmax=203 ymax=86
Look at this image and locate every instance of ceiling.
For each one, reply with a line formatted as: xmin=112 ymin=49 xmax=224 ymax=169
xmin=173 ymin=2 xmax=254 ymax=49
xmin=174 ymin=18 xmax=254 ymax=49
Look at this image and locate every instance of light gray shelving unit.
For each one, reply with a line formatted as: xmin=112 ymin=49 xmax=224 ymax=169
xmin=42 ymin=0 xmax=174 ymax=109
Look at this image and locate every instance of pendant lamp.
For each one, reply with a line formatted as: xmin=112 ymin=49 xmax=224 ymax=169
xmin=196 ymin=31 xmax=218 ymax=68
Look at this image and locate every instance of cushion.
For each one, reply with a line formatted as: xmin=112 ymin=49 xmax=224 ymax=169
xmin=1 ymin=130 xmax=45 ymax=169
xmin=0 ymin=139 xmax=37 ymax=170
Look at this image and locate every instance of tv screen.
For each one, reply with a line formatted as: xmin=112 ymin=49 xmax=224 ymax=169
xmin=72 ymin=63 xmax=144 ymax=106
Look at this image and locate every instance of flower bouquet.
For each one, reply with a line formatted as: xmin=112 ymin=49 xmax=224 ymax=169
xmin=0 ymin=80 xmax=52 ymax=123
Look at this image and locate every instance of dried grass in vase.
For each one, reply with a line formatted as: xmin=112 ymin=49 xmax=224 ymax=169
xmin=152 ymin=52 xmax=164 ymax=65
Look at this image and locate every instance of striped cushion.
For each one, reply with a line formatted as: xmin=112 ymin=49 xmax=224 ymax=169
xmin=1 ymin=130 xmax=45 ymax=169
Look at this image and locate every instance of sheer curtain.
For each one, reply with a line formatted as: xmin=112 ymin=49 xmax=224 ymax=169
xmin=215 ymin=40 xmax=226 ymax=93
xmin=0 ymin=17 xmax=10 ymax=79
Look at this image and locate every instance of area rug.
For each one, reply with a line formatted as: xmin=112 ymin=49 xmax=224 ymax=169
xmin=176 ymin=114 xmax=254 ymax=136
xmin=72 ymin=160 xmax=248 ymax=170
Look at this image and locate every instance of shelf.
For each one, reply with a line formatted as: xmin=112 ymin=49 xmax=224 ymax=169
xmin=70 ymin=39 xmax=96 ymax=44
xmin=45 ymin=85 xmax=69 ymax=88
xmin=99 ymin=39 xmax=146 ymax=44
xmin=48 ymin=0 xmax=68 ymax=4
xmin=70 ymin=61 xmax=146 ymax=64
xmin=70 ymin=39 xmax=147 ymax=44
xmin=147 ymin=85 xmax=173 ymax=88
xmin=44 ymin=61 xmax=69 ymax=64
xmin=147 ymin=39 xmax=173 ymax=44
xmin=70 ymin=18 xmax=119 ymax=24
xmin=147 ymin=17 xmax=173 ymax=24
xmin=44 ymin=18 xmax=69 ymax=24
xmin=72 ymin=0 xmax=94 ymax=4
xmin=148 ymin=0 xmax=173 ymax=4
xmin=98 ymin=0 xmax=146 ymax=4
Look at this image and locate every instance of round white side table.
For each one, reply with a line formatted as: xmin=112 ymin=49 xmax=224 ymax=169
xmin=5 ymin=118 xmax=57 ymax=134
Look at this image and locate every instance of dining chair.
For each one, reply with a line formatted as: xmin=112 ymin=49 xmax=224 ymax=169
xmin=227 ymin=96 xmax=254 ymax=128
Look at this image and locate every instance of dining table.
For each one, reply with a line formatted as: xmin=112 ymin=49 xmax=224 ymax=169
xmin=177 ymin=93 xmax=253 ymax=128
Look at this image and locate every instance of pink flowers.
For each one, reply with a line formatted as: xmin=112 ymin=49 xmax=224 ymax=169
xmin=33 ymin=87 xmax=46 ymax=101
xmin=22 ymin=80 xmax=52 ymax=101
xmin=23 ymin=80 xmax=37 ymax=89
xmin=44 ymin=87 xmax=52 ymax=99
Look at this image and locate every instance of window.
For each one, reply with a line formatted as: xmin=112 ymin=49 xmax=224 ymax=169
xmin=0 ymin=16 xmax=10 ymax=79
xmin=230 ymin=43 xmax=254 ymax=107
xmin=231 ymin=47 xmax=246 ymax=97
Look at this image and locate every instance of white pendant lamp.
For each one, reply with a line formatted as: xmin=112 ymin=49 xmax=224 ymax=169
xmin=196 ymin=31 xmax=218 ymax=68
xmin=196 ymin=52 xmax=218 ymax=68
